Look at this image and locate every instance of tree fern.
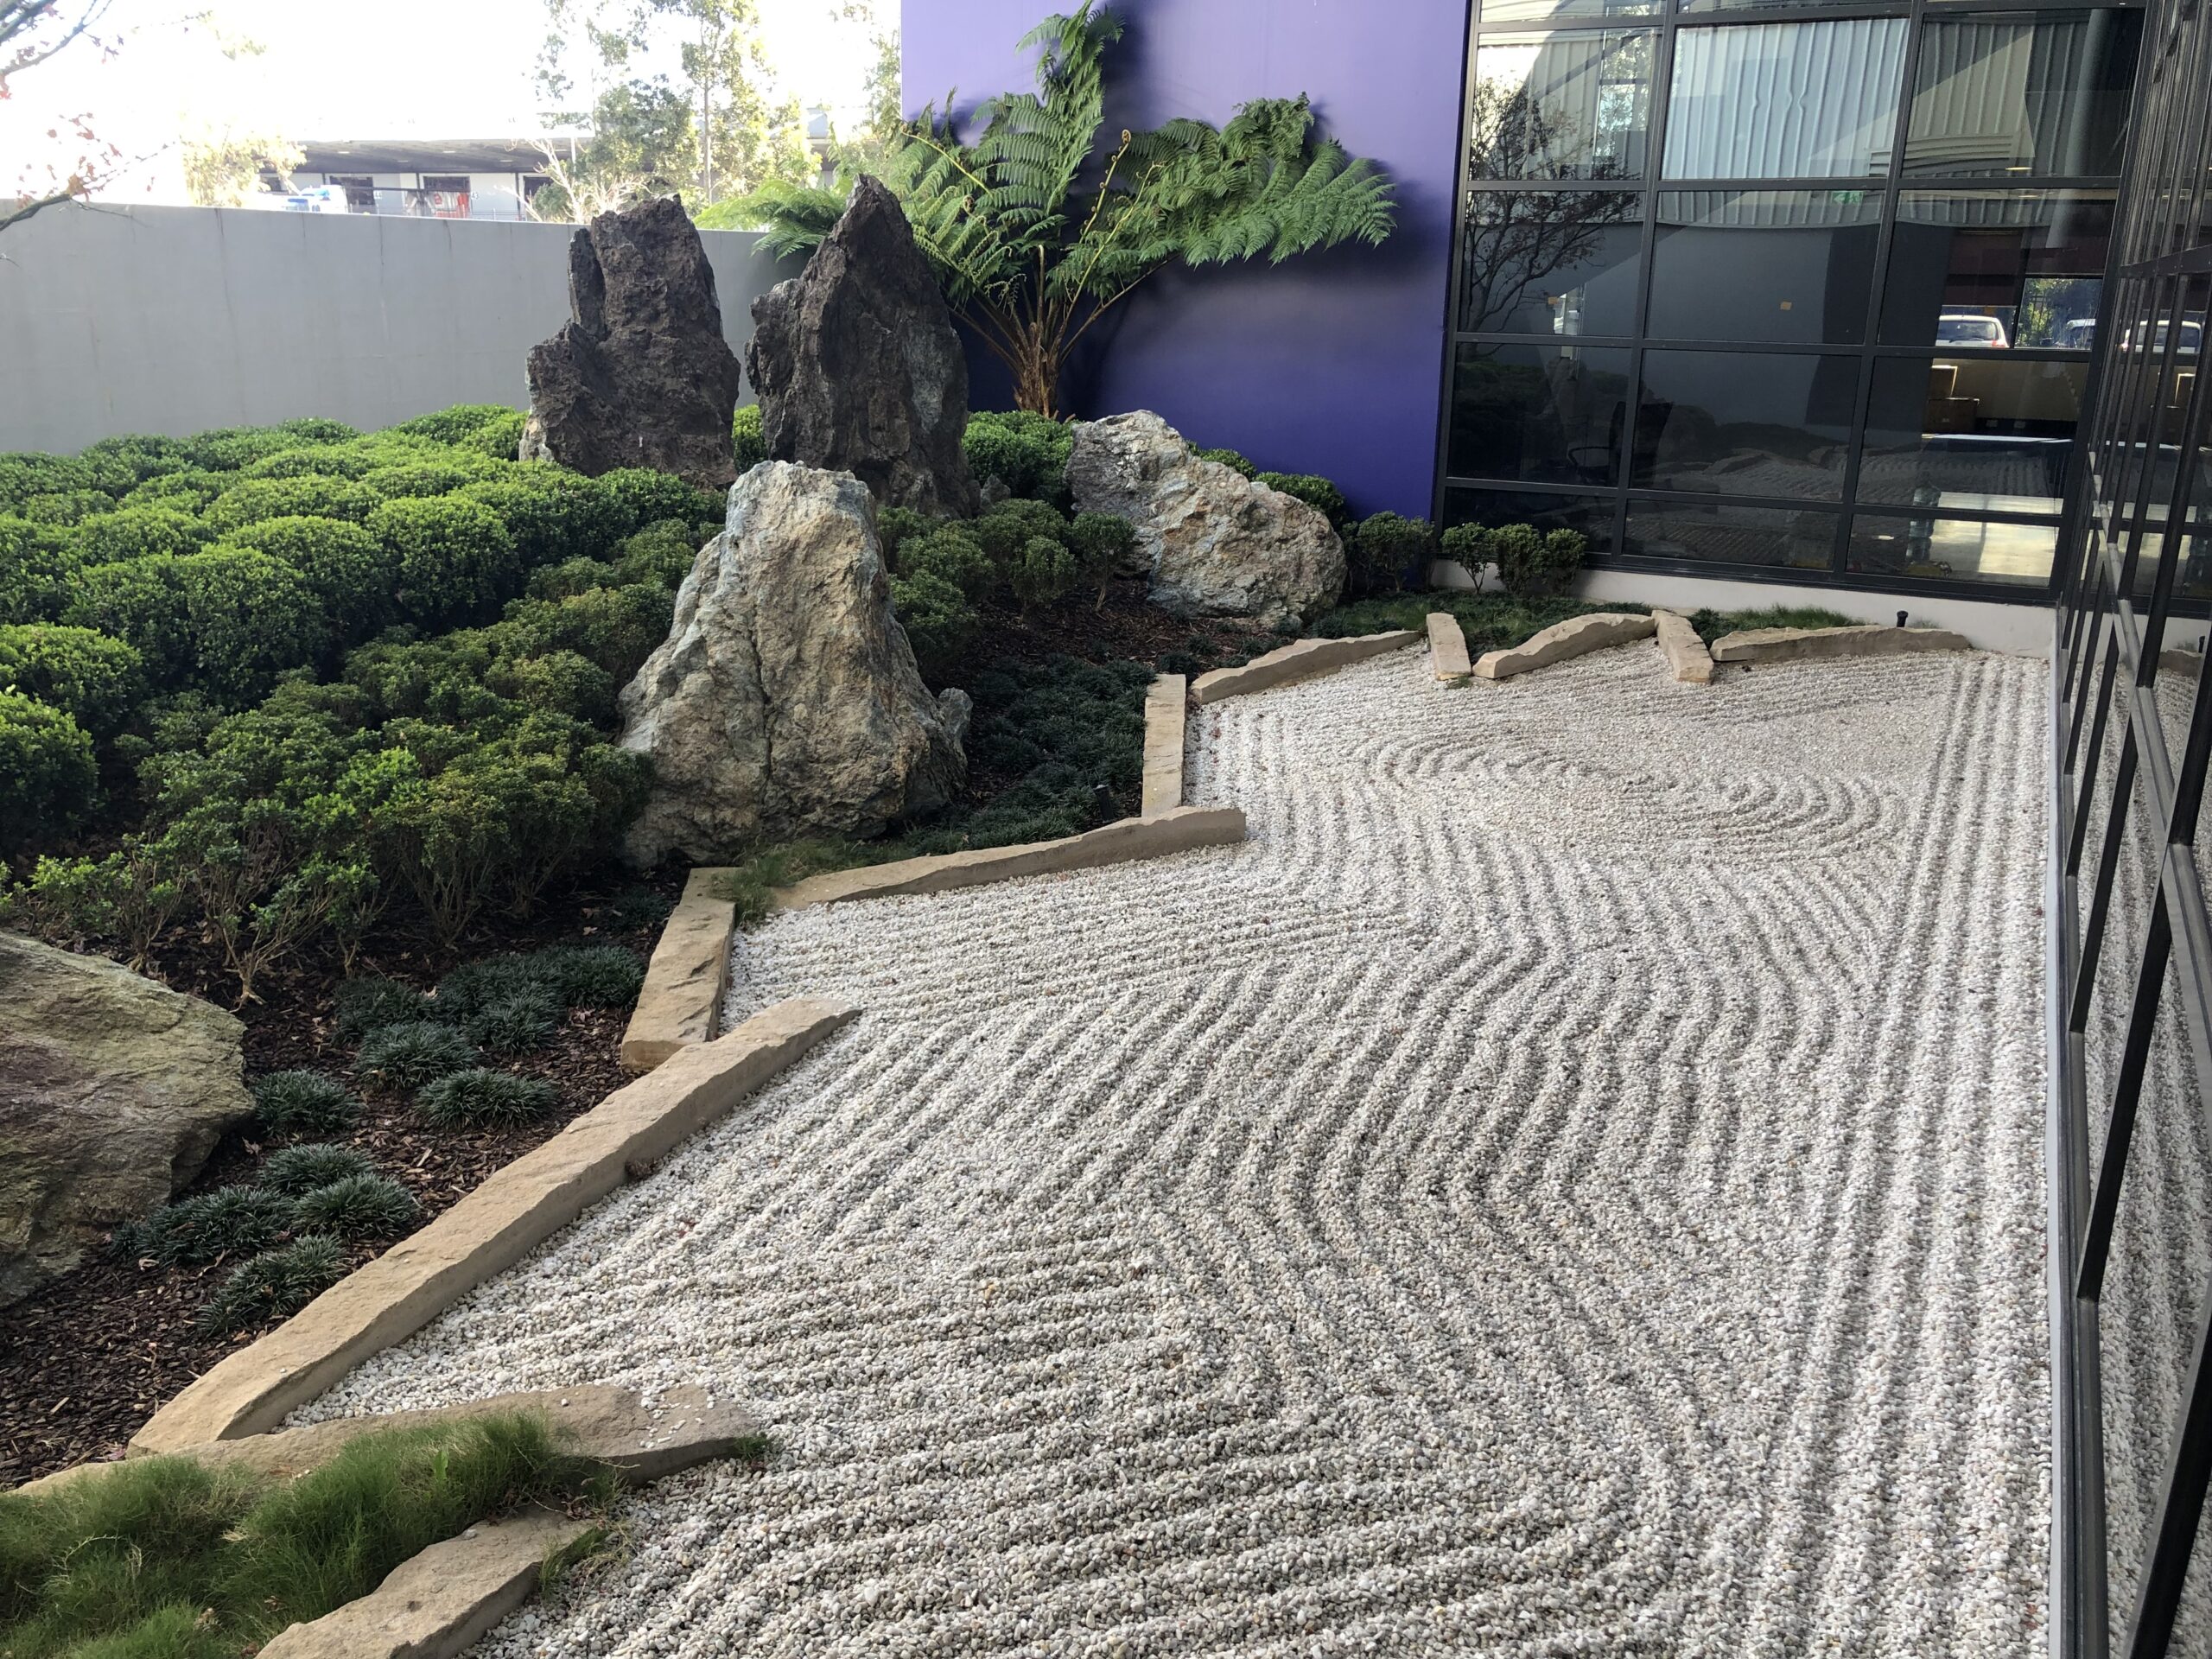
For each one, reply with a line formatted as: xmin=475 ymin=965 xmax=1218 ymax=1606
xmin=734 ymin=2 xmax=1395 ymax=416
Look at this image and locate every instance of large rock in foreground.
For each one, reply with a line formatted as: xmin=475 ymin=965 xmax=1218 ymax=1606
xmin=520 ymin=195 xmax=743 ymax=490
xmin=1069 ymin=411 xmax=1345 ymax=628
xmin=745 ymin=176 xmax=979 ymax=517
xmin=0 ymin=932 xmax=252 ymax=1306
xmin=617 ymin=461 xmax=969 ymax=864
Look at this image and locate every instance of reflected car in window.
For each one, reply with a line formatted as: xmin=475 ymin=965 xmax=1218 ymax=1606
xmin=1936 ymin=312 xmax=2009 ymax=347
xmin=2120 ymin=319 xmax=2203 ymax=354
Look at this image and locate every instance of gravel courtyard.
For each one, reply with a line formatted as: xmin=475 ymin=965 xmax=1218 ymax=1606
xmin=305 ymin=640 xmax=2052 ymax=1657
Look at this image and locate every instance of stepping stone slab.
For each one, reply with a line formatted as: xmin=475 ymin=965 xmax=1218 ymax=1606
xmin=1471 ymin=612 xmax=1656 ymax=680
xmin=1708 ymin=623 xmax=1970 ymax=664
xmin=1427 ymin=612 xmax=1471 ymax=681
xmin=621 ymin=865 xmax=739 ymax=1073
xmin=255 ymin=1505 xmax=591 ymax=1659
xmin=1189 ymin=631 xmax=1421 ymax=705
xmin=1141 ymin=674 xmax=1187 ymax=816
xmin=770 ymin=804 xmax=1244 ymax=909
xmin=1653 ymin=609 xmax=1716 ymax=684
xmin=129 ymin=1001 xmax=855 ymax=1452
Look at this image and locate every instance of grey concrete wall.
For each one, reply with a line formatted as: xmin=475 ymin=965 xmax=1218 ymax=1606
xmin=0 ymin=202 xmax=794 ymax=456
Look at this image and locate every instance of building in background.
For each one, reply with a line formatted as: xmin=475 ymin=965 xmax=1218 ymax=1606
xmin=276 ymin=137 xmax=571 ymax=220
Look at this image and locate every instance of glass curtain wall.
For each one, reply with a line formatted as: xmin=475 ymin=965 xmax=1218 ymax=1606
xmin=1441 ymin=0 xmax=2145 ymax=597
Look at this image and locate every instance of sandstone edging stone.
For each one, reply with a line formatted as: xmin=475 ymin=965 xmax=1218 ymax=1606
xmin=128 ymin=1001 xmax=856 ymax=1452
xmin=1141 ymin=674 xmax=1188 ymax=816
xmin=1708 ymin=623 xmax=1972 ymax=664
xmin=1427 ymin=613 xmax=1471 ymax=682
xmin=620 ymin=867 xmax=739 ymax=1073
xmin=1653 ymin=609 xmax=1716 ymax=684
xmin=1471 ymin=613 xmax=1656 ymax=680
xmin=1189 ymin=631 xmax=1421 ymax=705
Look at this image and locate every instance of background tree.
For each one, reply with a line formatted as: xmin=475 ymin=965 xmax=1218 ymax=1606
xmin=181 ymin=124 xmax=302 ymax=207
xmin=530 ymin=76 xmax=696 ymax=219
xmin=2 ymin=1 xmax=120 ymax=236
xmin=738 ymin=3 xmax=1396 ymax=417
xmin=824 ymin=0 xmax=901 ymax=179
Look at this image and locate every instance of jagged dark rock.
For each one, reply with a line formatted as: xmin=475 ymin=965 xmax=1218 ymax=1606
xmin=745 ymin=176 xmax=979 ymax=516
xmin=521 ymin=195 xmax=744 ymax=490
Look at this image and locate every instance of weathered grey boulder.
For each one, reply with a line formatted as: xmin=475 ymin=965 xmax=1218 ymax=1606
xmin=1067 ymin=411 xmax=1344 ymax=627
xmin=617 ymin=461 xmax=969 ymax=864
xmin=0 ymin=932 xmax=252 ymax=1306
xmin=745 ymin=176 xmax=979 ymax=517
xmin=520 ymin=195 xmax=743 ymax=490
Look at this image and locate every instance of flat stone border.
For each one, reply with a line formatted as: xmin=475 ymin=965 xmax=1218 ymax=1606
xmin=130 ymin=1000 xmax=857 ymax=1452
xmin=1427 ymin=612 xmax=1471 ymax=682
xmin=1141 ymin=673 xmax=1187 ymax=815
xmin=1708 ymin=623 xmax=1970 ymax=664
xmin=1190 ymin=630 xmax=1421 ymax=705
xmin=1472 ymin=612 xmax=1656 ymax=680
xmin=769 ymin=805 xmax=1245 ymax=911
xmin=1653 ymin=609 xmax=1715 ymax=684
xmin=620 ymin=865 xmax=739 ymax=1073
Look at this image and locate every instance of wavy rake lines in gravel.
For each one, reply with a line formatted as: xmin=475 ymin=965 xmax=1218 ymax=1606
xmin=1721 ymin=655 xmax=2049 ymax=1656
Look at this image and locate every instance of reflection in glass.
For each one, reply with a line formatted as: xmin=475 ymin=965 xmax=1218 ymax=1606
xmin=1443 ymin=487 xmax=1618 ymax=553
xmin=1844 ymin=512 xmax=2057 ymax=583
xmin=1470 ymin=31 xmax=1654 ymax=181
xmin=1481 ymin=0 xmax=1656 ymax=21
xmin=1860 ymin=355 xmax=2086 ymax=508
xmin=1631 ymin=349 xmax=1858 ymax=498
xmin=1649 ymin=190 xmax=1883 ymax=344
xmin=1447 ymin=344 xmax=1635 ymax=486
xmin=2120 ymin=524 xmax=2212 ymax=601
xmin=1461 ymin=190 xmax=1643 ymax=335
xmin=1879 ymin=190 xmax=2113 ymax=348
xmin=1904 ymin=12 xmax=2140 ymax=178
xmin=1663 ymin=20 xmax=1910 ymax=180
xmin=1624 ymin=498 xmax=1838 ymax=569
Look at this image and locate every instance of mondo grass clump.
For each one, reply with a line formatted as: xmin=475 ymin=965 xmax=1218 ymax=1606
xmin=0 ymin=1413 xmax=612 ymax=1657
xmin=354 ymin=1020 xmax=477 ymax=1091
xmin=257 ymin=1142 xmax=374 ymax=1197
xmin=415 ymin=1068 xmax=560 ymax=1130
xmin=194 ymin=1234 xmax=346 ymax=1337
xmin=118 ymin=1186 xmax=294 ymax=1268
xmin=1688 ymin=604 xmax=1859 ymax=645
xmin=288 ymin=1174 xmax=420 ymax=1242
xmin=526 ymin=943 xmax=645 ymax=1008
xmin=250 ymin=1069 xmax=362 ymax=1135
xmin=463 ymin=984 xmax=563 ymax=1056
xmin=333 ymin=974 xmax=433 ymax=1041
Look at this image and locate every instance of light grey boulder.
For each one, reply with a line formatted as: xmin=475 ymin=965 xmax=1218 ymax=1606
xmin=0 ymin=931 xmax=253 ymax=1306
xmin=1067 ymin=410 xmax=1345 ymax=627
xmin=617 ymin=461 xmax=969 ymax=865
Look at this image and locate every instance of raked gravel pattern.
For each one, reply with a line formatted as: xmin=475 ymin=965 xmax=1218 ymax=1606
xmin=302 ymin=641 xmax=2052 ymax=1657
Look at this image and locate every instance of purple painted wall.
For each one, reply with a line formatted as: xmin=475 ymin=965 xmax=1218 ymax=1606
xmin=901 ymin=0 xmax=1469 ymax=518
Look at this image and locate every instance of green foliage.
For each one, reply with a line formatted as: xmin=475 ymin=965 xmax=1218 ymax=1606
xmin=118 ymin=1186 xmax=295 ymax=1268
xmin=251 ymin=1071 xmax=363 ymax=1135
xmin=463 ymin=986 xmax=563 ymax=1056
xmin=890 ymin=571 xmax=979 ymax=684
xmin=361 ymin=458 xmax=488 ymax=500
xmin=1193 ymin=445 xmax=1255 ymax=478
xmin=0 ymin=841 xmax=186 ymax=968
xmin=0 ymin=516 xmax=83 ymax=623
xmin=715 ymin=836 xmax=889 ymax=929
xmin=740 ymin=6 xmax=1395 ymax=415
xmin=239 ymin=444 xmax=377 ymax=480
xmin=525 ymin=944 xmax=646 ymax=1008
xmin=432 ymin=954 xmax=549 ymax=1018
xmin=1255 ymin=471 xmax=1350 ymax=530
xmin=1009 ymin=535 xmax=1079 ymax=608
xmin=1467 ymin=524 xmax=1588 ymax=597
xmin=415 ymin=1068 xmax=560 ymax=1129
xmin=289 ymin=1173 xmax=420 ymax=1241
xmin=79 ymin=433 xmax=194 ymax=485
xmin=354 ymin=1021 xmax=477 ymax=1091
xmin=0 ymin=691 xmax=95 ymax=849
xmin=21 ymin=488 xmax=118 ymax=525
xmin=1065 ymin=512 xmax=1135 ymax=593
xmin=224 ymin=515 xmax=397 ymax=640
xmin=1688 ymin=604 xmax=1859 ymax=645
xmin=367 ymin=495 xmax=520 ymax=628
xmin=875 ymin=505 xmax=931 ymax=565
xmin=257 ymin=1142 xmax=375 ymax=1197
xmin=611 ymin=518 xmax=705 ymax=589
xmin=461 ymin=471 xmax=633 ymax=569
xmin=606 ymin=887 xmax=673 ymax=930
xmin=0 ymin=624 xmax=143 ymax=736
xmin=963 ymin=410 xmax=1071 ymax=499
xmin=65 ymin=559 xmax=191 ymax=685
xmin=194 ymin=1234 xmax=347 ymax=1335
xmin=175 ymin=548 xmax=330 ymax=704
xmin=0 ymin=454 xmax=98 ymax=511
xmin=465 ymin=409 xmax=529 ymax=461
xmin=899 ymin=524 xmax=996 ymax=602
xmin=69 ymin=503 xmax=217 ymax=563
xmin=1346 ymin=512 xmax=1434 ymax=599
xmin=600 ymin=467 xmax=721 ymax=534
xmin=205 ymin=474 xmax=378 ymax=531
xmin=1313 ymin=590 xmax=1647 ymax=655
xmin=732 ymin=403 xmax=768 ymax=471
xmin=967 ymin=497 xmax=1068 ymax=566
xmin=333 ymin=976 xmax=432 ymax=1041
xmin=123 ymin=469 xmax=225 ymax=513
xmin=393 ymin=404 xmax=519 ymax=446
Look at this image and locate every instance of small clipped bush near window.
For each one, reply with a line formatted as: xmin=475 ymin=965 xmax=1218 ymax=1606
xmin=1192 ymin=445 xmax=1257 ymax=478
xmin=118 ymin=1186 xmax=296 ymax=1268
xmin=0 ymin=690 xmax=95 ymax=849
xmin=1347 ymin=512 xmax=1436 ymax=598
xmin=289 ymin=1173 xmax=420 ymax=1241
xmin=354 ymin=1021 xmax=478 ymax=1091
xmin=1256 ymin=472 xmax=1351 ymax=531
xmin=333 ymin=976 xmax=431 ymax=1042
xmin=195 ymin=1233 xmax=347 ymax=1336
xmin=257 ymin=1142 xmax=375 ymax=1197
xmin=251 ymin=1070 xmax=363 ymax=1135
xmin=415 ymin=1068 xmax=560 ymax=1129
xmin=963 ymin=410 xmax=1072 ymax=501
xmin=733 ymin=402 xmax=768 ymax=472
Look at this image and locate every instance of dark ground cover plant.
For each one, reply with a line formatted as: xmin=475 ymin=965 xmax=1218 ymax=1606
xmin=287 ymin=1174 xmax=421 ymax=1243
xmin=0 ymin=1413 xmax=614 ymax=1656
xmin=416 ymin=1068 xmax=562 ymax=1130
xmin=1313 ymin=591 xmax=1651 ymax=657
xmin=251 ymin=1070 xmax=363 ymax=1135
xmin=194 ymin=1234 xmax=349 ymax=1337
xmin=256 ymin=1143 xmax=375 ymax=1197
xmin=1688 ymin=604 xmax=1859 ymax=645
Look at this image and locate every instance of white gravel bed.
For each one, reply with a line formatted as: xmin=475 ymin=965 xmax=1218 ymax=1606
xmin=301 ymin=640 xmax=2051 ymax=1656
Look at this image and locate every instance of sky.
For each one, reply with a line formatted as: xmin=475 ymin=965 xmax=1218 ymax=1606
xmin=2 ymin=0 xmax=880 ymax=206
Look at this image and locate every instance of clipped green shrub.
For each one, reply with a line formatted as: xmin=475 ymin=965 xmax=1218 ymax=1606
xmin=462 ymin=470 xmax=632 ymax=569
xmin=239 ymin=444 xmax=377 ymax=480
xmin=1009 ymin=535 xmax=1078 ymax=608
xmin=175 ymin=547 xmax=328 ymax=703
xmin=1347 ymin=512 xmax=1435 ymax=598
xmin=64 ymin=558 xmax=188 ymax=683
xmin=354 ymin=1021 xmax=477 ymax=1090
xmin=367 ymin=495 xmax=519 ymax=627
xmin=205 ymin=474 xmax=378 ymax=531
xmin=360 ymin=458 xmax=486 ymax=499
xmin=0 ymin=690 xmax=95 ymax=848
xmin=251 ymin=1070 xmax=364 ymax=1135
xmin=69 ymin=503 xmax=217 ymax=563
xmin=967 ymin=497 xmax=1067 ymax=567
xmin=1256 ymin=471 xmax=1351 ymax=530
xmin=466 ymin=408 xmax=529 ymax=460
xmin=963 ymin=410 xmax=1071 ymax=500
xmin=79 ymin=431 xmax=194 ymax=484
xmin=899 ymin=524 xmax=996 ymax=601
xmin=1194 ymin=444 xmax=1257 ymax=477
xmin=333 ymin=976 xmax=433 ymax=1041
xmin=876 ymin=505 xmax=931 ymax=565
xmin=493 ymin=582 xmax=675 ymax=682
xmin=732 ymin=402 xmax=768 ymax=471
xmin=890 ymin=570 xmax=979 ymax=684
xmin=120 ymin=1185 xmax=295 ymax=1268
xmin=0 ymin=453 xmax=97 ymax=510
xmin=195 ymin=1234 xmax=347 ymax=1335
xmin=464 ymin=986 xmax=563 ymax=1056
xmin=486 ymin=648 xmax=616 ymax=724
xmin=0 ymin=517 xmax=81 ymax=623
xmin=223 ymin=514 xmax=396 ymax=639
xmin=257 ymin=1142 xmax=375 ymax=1196
xmin=526 ymin=943 xmax=646 ymax=1007
xmin=1439 ymin=522 xmax=1491 ymax=577
xmin=289 ymin=1173 xmax=420 ymax=1240
xmin=1064 ymin=512 xmax=1135 ymax=593
xmin=122 ymin=467 xmax=225 ymax=512
xmin=415 ymin=1067 xmax=560 ymax=1129
xmin=393 ymin=403 xmax=518 ymax=445
xmin=600 ymin=467 xmax=720 ymax=532
xmin=612 ymin=518 xmax=704 ymax=588
xmin=526 ymin=555 xmax=621 ymax=601
xmin=0 ymin=624 xmax=143 ymax=736
xmin=20 ymin=488 xmax=117 ymax=525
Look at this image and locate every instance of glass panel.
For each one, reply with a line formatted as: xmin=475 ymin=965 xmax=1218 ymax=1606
xmin=1662 ymin=19 xmax=1910 ymax=180
xmin=1879 ymin=190 xmax=2114 ymax=348
xmin=1481 ymin=0 xmax=1657 ymax=22
xmin=1859 ymin=355 xmax=2086 ymax=509
xmin=1649 ymin=189 xmax=1883 ymax=344
xmin=1904 ymin=12 xmax=2141 ymax=179
xmin=1442 ymin=487 xmax=1620 ymax=553
xmin=2120 ymin=524 xmax=2212 ymax=601
xmin=1844 ymin=512 xmax=2057 ymax=584
xmin=1624 ymin=497 xmax=1839 ymax=569
xmin=1447 ymin=343 xmax=1637 ymax=485
xmin=1460 ymin=189 xmax=1644 ymax=335
xmin=1631 ymin=348 xmax=1859 ymax=498
xmin=1470 ymin=30 xmax=1655 ymax=181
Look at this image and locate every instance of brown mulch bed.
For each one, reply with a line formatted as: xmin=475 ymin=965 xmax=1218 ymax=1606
xmin=948 ymin=575 xmax=1281 ymax=680
xmin=0 ymin=874 xmax=681 ymax=1487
